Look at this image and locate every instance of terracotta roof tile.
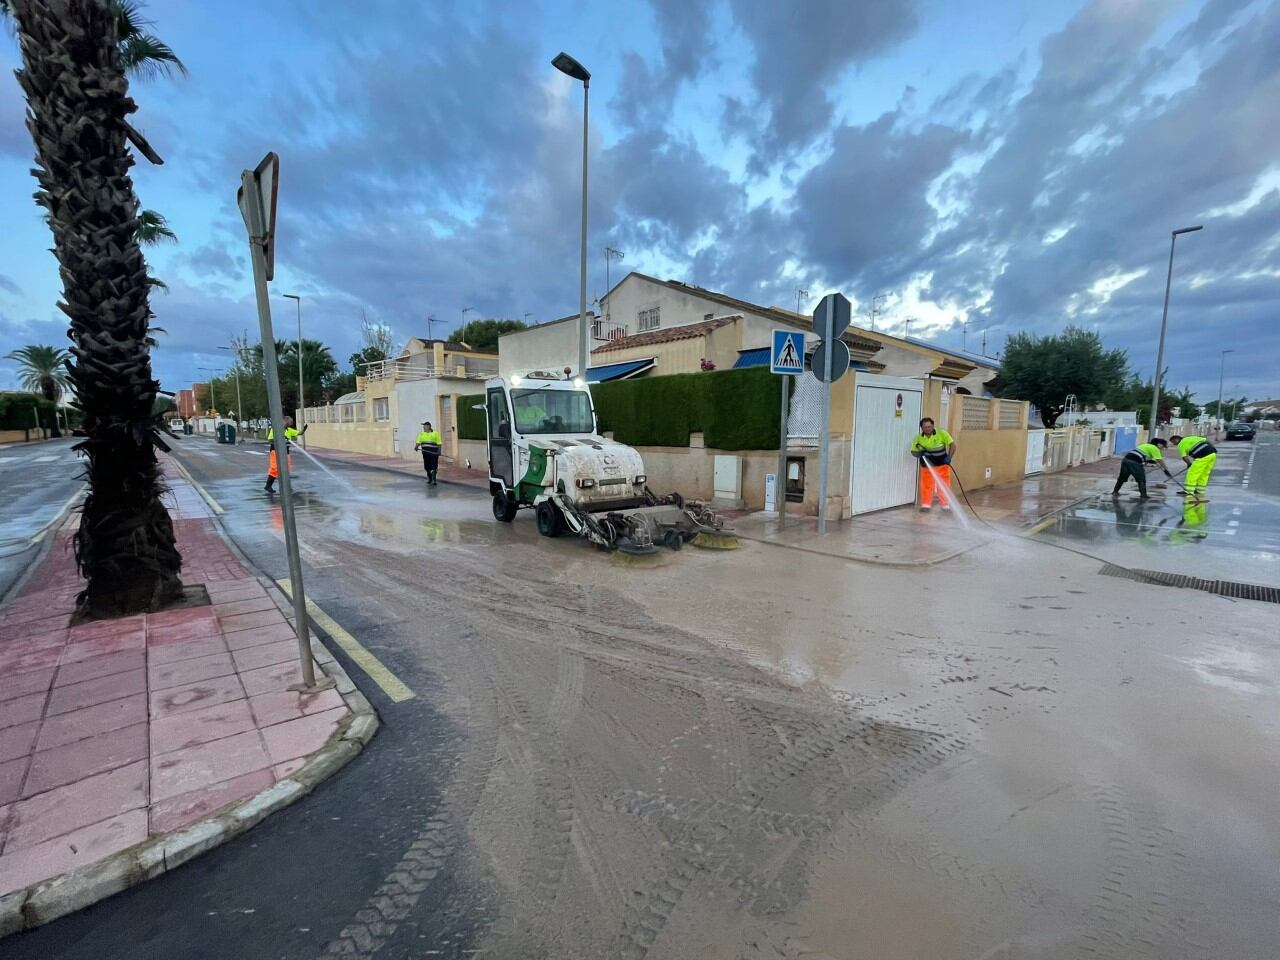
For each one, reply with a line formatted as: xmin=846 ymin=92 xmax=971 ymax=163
xmin=592 ymin=315 xmax=739 ymax=353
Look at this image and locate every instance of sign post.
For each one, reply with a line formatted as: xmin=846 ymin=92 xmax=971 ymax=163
xmin=770 ymin=330 xmax=804 ymax=527
xmin=811 ymin=293 xmax=852 ymax=535
xmin=237 ymin=153 xmax=327 ymax=692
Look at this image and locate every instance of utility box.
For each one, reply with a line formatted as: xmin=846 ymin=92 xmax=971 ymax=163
xmin=713 ymin=455 xmax=744 ymax=509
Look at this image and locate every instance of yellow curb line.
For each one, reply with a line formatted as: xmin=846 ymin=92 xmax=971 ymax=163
xmin=276 ymin=578 xmax=415 ymax=703
xmin=1022 ymin=515 xmax=1058 ymax=538
xmin=168 ymin=453 xmax=225 ymax=515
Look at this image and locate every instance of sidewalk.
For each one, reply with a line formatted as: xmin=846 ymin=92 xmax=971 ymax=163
xmin=0 ymin=459 xmax=374 ymax=933
xmin=733 ymin=458 xmax=1122 ymax=566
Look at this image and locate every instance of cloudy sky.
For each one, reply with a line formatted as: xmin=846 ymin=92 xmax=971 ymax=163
xmin=1 ymin=0 xmax=1277 ymax=401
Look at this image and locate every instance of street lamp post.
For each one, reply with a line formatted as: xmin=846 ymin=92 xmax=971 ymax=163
xmin=461 ymin=305 xmax=474 ymax=335
xmin=197 ymin=367 xmax=219 ymax=416
xmin=218 ymin=345 xmax=245 ymax=442
xmin=1149 ymin=225 xmax=1203 ymax=434
xmin=282 ymin=293 xmax=305 ymax=446
xmin=1217 ymin=348 xmax=1234 ymax=433
xmin=552 ymin=51 xmax=591 ymax=378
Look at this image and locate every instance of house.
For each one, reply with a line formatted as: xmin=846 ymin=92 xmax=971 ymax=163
xmin=177 ymin=388 xmax=197 ymax=420
xmin=299 ymin=337 xmax=498 ymax=462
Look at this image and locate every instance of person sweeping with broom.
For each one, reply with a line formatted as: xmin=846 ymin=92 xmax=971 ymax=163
xmin=1169 ymin=433 xmax=1217 ymax=503
xmin=910 ymin=417 xmax=956 ymax=512
xmin=1111 ymin=438 xmax=1172 ymax=499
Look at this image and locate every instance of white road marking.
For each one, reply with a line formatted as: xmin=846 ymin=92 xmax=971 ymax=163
xmin=33 ymin=454 xmax=60 ymax=463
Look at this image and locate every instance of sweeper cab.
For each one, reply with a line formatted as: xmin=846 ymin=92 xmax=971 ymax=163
xmin=482 ymin=373 xmax=734 ymax=553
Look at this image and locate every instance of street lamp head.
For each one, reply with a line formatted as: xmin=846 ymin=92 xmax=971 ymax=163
xmin=552 ymin=51 xmax=590 ymax=84
xmin=282 ymin=293 xmax=300 ymax=302
xmin=1172 ymin=225 xmax=1203 ymax=236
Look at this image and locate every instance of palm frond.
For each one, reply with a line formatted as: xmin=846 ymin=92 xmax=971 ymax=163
xmin=111 ymin=0 xmax=187 ymax=80
xmin=136 ymin=208 xmax=177 ymax=245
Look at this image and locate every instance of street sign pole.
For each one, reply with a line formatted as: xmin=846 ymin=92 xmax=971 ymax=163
xmin=818 ymin=297 xmax=833 ymax=535
xmin=777 ymin=373 xmax=789 ymax=527
xmin=239 ymin=160 xmax=323 ymax=691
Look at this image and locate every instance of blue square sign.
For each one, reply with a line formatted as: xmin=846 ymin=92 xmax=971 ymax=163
xmin=771 ymin=329 xmax=804 ymax=375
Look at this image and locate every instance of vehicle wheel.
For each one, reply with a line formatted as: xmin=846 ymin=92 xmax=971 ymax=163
xmin=662 ymin=529 xmax=683 ymax=551
xmin=492 ymin=492 xmax=518 ymax=522
xmin=536 ymin=500 xmax=562 ymax=537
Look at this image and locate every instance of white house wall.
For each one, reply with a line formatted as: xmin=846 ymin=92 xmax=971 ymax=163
xmin=499 ymin=320 xmax=581 ymax=377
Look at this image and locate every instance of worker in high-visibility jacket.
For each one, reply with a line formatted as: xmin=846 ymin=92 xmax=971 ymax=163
xmin=1169 ymin=434 xmax=1217 ymax=503
xmin=263 ymin=416 xmax=305 ymax=493
xmin=414 ymin=420 xmax=443 ymax=485
xmin=1111 ymin=438 xmax=1172 ymax=499
xmin=910 ymin=417 xmax=956 ymax=512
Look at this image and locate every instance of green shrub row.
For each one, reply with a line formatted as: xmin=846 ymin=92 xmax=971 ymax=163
xmin=593 ymin=366 xmax=782 ymax=450
xmin=0 ymin=392 xmax=57 ymax=430
xmin=453 ymin=368 xmax=784 ymax=450
xmin=456 ymin=393 xmax=487 ymax=440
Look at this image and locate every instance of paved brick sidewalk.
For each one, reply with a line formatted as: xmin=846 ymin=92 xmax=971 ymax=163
xmin=0 ymin=466 xmax=354 ymax=906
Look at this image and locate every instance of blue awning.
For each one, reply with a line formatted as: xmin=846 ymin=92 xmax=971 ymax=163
xmin=585 ymin=357 xmax=656 ymax=383
xmin=734 ymin=347 xmax=868 ymax=372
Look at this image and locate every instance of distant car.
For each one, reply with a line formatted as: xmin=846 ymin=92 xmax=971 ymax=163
xmin=1225 ymin=420 xmax=1256 ymax=440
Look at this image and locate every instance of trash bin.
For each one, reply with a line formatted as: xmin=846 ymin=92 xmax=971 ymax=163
xmin=215 ymin=423 xmax=229 ymax=444
xmin=225 ymin=423 xmax=236 ymax=445
xmin=184 ymin=422 xmax=193 ymax=435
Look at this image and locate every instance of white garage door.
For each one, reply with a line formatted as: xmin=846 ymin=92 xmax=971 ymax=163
xmin=850 ymin=374 xmax=924 ymax=515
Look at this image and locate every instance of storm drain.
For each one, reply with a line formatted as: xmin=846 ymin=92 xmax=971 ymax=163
xmin=1099 ymin=563 xmax=1280 ymax=604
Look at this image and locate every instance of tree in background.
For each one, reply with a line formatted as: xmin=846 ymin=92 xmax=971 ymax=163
xmin=348 ymin=312 xmax=396 ymax=376
xmin=5 ymin=343 xmax=71 ymax=436
xmin=10 ymin=0 xmax=182 ymax=616
xmin=994 ymin=326 xmax=1129 ymax=428
xmin=1203 ymin=397 xmax=1249 ymax=421
xmin=453 ymin=317 xmax=527 ymax=353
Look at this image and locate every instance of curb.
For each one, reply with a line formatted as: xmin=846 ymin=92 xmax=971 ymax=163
xmin=0 ymin=482 xmax=380 ymax=937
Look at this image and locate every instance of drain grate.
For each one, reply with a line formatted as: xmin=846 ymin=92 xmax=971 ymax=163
xmin=1099 ymin=563 xmax=1280 ymax=604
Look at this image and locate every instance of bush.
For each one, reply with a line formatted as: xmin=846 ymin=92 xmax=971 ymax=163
xmin=0 ymin=391 xmax=57 ymax=430
xmin=593 ymin=367 xmax=781 ymax=450
xmin=457 ymin=393 xmax=487 ymax=440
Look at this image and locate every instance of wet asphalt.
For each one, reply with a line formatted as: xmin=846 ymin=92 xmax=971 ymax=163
xmin=0 ymin=438 xmax=84 ymax=601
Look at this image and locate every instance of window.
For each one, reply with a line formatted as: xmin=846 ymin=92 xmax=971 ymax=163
xmin=637 ymin=306 xmax=660 ymax=331
xmin=373 ymin=397 xmax=390 ymax=421
xmin=510 ymin=389 xmax=595 ymax=435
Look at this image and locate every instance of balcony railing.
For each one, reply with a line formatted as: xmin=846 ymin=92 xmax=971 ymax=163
xmin=362 ymin=355 xmax=499 ymax=383
xmin=592 ymin=318 xmax=628 ymax=342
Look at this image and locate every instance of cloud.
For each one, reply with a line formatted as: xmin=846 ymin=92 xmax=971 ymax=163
xmin=611 ymin=0 xmax=717 ymax=130
xmin=0 ymin=273 xmax=21 ymax=296
xmin=725 ymin=0 xmax=921 ymax=168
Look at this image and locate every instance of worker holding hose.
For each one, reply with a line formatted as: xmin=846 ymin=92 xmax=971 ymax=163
xmin=1169 ymin=434 xmax=1217 ymax=503
xmin=263 ymin=416 xmax=306 ymax=493
xmin=414 ymin=420 xmax=443 ymax=486
xmin=910 ymin=417 xmax=956 ymax=512
xmin=1111 ymin=438 xmax=1171 ymax=499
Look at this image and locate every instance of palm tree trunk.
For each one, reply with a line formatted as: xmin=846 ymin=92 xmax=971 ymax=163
xmin=11 ymin=0 xmax=182 ymax=617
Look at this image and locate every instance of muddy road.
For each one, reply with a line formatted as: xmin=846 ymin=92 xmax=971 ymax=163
xmin=16 ymin=437 xmax=1280 ymax=959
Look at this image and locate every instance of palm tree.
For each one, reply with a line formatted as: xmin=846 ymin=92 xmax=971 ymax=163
xmin=136 ymin=209 xmax=177 ymax=245
xmin=10 ymin=0 xmax=182 ymax=617
xmin=5 ymin=344 xmax=71 ymax=402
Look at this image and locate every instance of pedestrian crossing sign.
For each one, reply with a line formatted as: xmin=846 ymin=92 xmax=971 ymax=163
xmin=771 ymin=330 xmax=804 ymax=375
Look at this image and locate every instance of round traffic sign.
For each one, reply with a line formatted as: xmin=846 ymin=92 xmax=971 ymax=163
xmin=810 ymin=338 xmax=850 ymax=383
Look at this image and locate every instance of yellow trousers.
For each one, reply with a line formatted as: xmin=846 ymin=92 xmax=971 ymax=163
xmin=1185 ymin=453 xmax=1215 ymax=497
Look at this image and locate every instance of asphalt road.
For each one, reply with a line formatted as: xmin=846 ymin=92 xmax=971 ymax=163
xmin=1247 ymin=430 xmax=1280 ymax=499
xmin=0 ymin=438 xmax=84 ymax=601
xmin=8 ymin=433 xmax=1280 ymax=959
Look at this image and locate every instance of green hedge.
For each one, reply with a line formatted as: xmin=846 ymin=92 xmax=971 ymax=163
xmin=0 ymin=392 xmax=57 ymax=430
xmin=456 ymin=393 xmax=487 ymax=440
xmin=593 ymin=366 xmax=781 ymax=450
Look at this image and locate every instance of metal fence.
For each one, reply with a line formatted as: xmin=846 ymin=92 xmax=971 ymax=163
xmin=362 ymin=356 xmax=498 ymax=383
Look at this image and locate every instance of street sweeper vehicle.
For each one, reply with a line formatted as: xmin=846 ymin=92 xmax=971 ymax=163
xmin=482 ymin=373 xmax=736 ymax=553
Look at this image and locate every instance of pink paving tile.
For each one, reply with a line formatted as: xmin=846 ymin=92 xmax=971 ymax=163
xmin=7 ymin=647 xmax=64 ymax=674
xmin=149 ymin=768 xmax=273 ymax=835
xmin=148 ymin=651 xmax=235 ymax=692
xmin=150 ymin=730 xmax=273 ymax=803
xmin=231 ymin=640 xmax=300 ymax=674
xmin=260 ymin=707 xmax=347 ymax=766
xmin=238 ymin=659 xmax=308 ymax=697
xmin=1 ymin=611 xmax=67 ymax=635
xmin=54 ymin=650 xmax=144 ymax=688
xmin=0 ymin=693 xmax=46 ymax=732
xmin=146 ymin=606 xmax=217 ymax=629
xmin=0 ymin=809 xmax=147 ymax=897
xmin=0 ymin=668 xmax=55 ymax=704
xmin=149 ymin=673 xmax=245 ymax=719
xmin=45 ymin=669 xmax=146 ymax=717
xmin=204 ymin=586 xmax=267 ymax=606
xmin=0 ymin=756 xmax=29 ymax=805
xmin=36 ymin=696 xmax=146 ymax=752
xmin=273 ymin=758 xmax=306 ymax=781
xmin=0 ymin=722 xmax=39 ymax=764
xmin=203 ymin=577 xmax=261 ymax=598
xmin=219 ymin=609 xmax=288 ymax=635
xmin=5 ymin=630 xmax=67 ymax=654
xmin=146 ymin=635 xmax=228 ymax=665
xmin=22 ymin=723 xmax=148 ymax=798
xmin=213 ymin=596 xmax=277 ymax=618
xmin=3 ymin=761 xmax=146 ymax=852
xmin=60 ymin=630 xmax=145 ymax=663
xmin=150 ymin=699 xmax=256 ymax=755
xmin=248 ymin=688 xmax=345 ymax=729
xmin=225 ymin=622 xmax=295 ymax=651
xmin=67 ymin=615 xmax=146 ymax=644
xmin=145 ymin=617 xmax=223 ymax=645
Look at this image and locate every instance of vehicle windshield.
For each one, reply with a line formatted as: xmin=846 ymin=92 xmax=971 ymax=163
xmin=510 ymin=388 xmax=594 ymax=435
